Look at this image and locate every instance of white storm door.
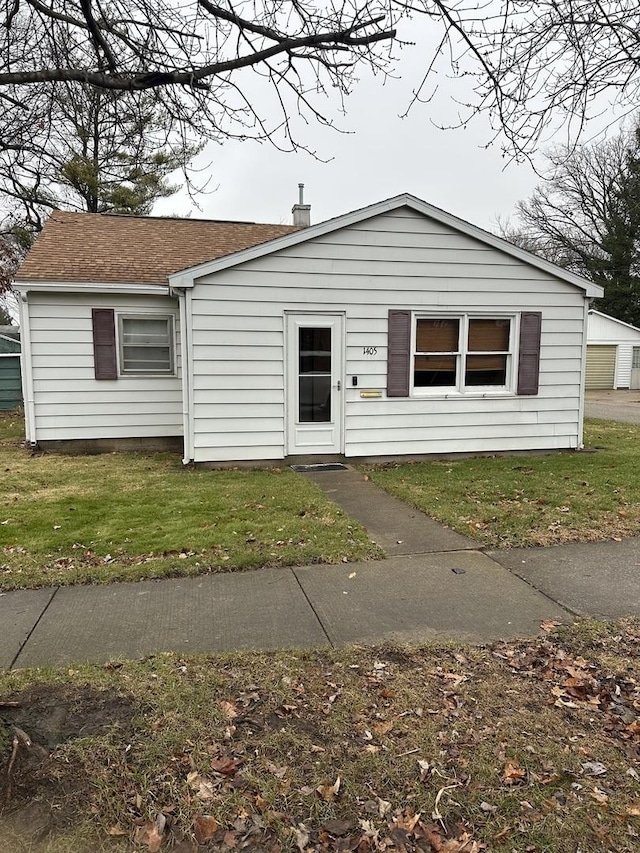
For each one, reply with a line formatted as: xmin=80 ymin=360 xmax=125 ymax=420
xmin=286 ymin=314 xmax=344 ymax=454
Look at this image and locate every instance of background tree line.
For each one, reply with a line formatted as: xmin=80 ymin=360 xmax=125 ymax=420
xmin=502 ymin=122 xmax=640 ymax=328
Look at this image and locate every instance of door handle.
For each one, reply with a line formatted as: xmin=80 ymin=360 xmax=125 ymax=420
xmin=336 ymin=380 xmax=341 ymax=391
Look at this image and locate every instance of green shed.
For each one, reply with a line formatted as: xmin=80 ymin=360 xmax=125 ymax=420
xmin=0 ymin=329 xmax=22 ymax=410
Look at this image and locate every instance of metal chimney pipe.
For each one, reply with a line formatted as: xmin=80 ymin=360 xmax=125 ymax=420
xmin=292 ymin=183 xmax=311 ymax=227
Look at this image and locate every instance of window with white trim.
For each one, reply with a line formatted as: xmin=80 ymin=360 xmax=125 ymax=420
xmin=118 ymin=314 xmax=175 ymax=375
xmin=413 ymin=315 xmax=513 ymax=392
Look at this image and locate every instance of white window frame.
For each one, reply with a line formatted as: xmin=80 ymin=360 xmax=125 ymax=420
xmin=118 ymin=313 xmax=175 ymax=376
xmin=412 ymin=313 xmax=516 ymax=396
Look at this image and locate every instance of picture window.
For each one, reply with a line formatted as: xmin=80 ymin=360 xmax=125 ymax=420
xmin=414 ymin=315 xmax=512 ymax=392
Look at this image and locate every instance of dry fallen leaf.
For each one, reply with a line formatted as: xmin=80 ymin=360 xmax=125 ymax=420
xmin=295 ymin=824 xmax=309 ymax=852
xmin=210 ymin=755 xmax=242 ymax=776
xmin=267 ymin=762 xmax=288 ymax=778
xmin=417 ymin=759 xmax=432 ymax=781
xmin=187 ymin=771 xmax=216 ymax=800
xmin=316 ymin=775 xmax=341 ymax=802
xmin=322 ymin=818 xmax=356 ymax=836
xmin=134 ymin=814 xmax=166 ymax=852
xmin=376 ymin=796 xmax=392 ymax=817
xmin=589 ymin=788 xmax=610 ymax=805
xmin=223 ymin=829 xmax=238 ymax=848
xmin=502 ymin=759 xmax=526 ymax=785
xmin=193 ymin=814 xmax=219 ymax=844
xmin=582 ymin=761 xmax=607 ymax=777
xmin=219 ymin=700 xmax=238 ymax=719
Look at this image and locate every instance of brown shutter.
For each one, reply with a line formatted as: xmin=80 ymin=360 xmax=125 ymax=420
xmin=387 ymin=310 xmax=411 ymax=397
xmin=517 ymin=312 xmax=542 ymax=395
xmin=92 ymin=308 xmax=117 ymax=380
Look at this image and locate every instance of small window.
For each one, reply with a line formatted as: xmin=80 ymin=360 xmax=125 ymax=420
xmin=119 ymin=315 xmax=174 ymax=375
xmin=413 ymin=315 xmax=512 ymax=392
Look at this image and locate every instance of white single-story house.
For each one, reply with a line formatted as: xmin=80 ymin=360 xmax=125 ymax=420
xmin=586 ymin=310 xmax=640 ymax=390
xmin=14 ymin=193 xmax=603 ymax=464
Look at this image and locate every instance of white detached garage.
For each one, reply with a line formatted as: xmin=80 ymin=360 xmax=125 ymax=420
xmin=586 ymin=310 xmax=640 ymax=390
xmin=15 ymin=193 xmax=602 ymax=464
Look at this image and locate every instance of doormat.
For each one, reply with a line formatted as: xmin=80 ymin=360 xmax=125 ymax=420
xmin=290 ymin=463 xmax=347 ymax=472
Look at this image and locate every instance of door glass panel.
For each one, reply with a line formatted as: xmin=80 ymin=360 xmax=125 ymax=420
xmin=299 ymin=327 xmax=331 ymax=422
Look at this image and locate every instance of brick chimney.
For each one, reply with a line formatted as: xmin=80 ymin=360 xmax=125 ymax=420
xmin=292 ymin=183 xmax=311 ymax=227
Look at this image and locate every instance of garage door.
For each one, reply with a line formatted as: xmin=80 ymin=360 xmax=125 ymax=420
xmin=585 ymin=345 xmax=616 ymax=389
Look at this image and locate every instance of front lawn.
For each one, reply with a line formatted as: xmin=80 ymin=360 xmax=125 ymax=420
xmin=363 ymin=420 xmax=640 ymax=548
xmin=0 ymin=619 xmax=638 ymax=852
xmin=0 ymin=411 xmax=380 ymax=590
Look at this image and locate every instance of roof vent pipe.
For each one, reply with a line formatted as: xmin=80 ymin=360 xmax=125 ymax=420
xmin=292 ymin=182 xmax=311 ymax=227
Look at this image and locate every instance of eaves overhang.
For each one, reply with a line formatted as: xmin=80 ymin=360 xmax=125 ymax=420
xmin=13 ymin=280 xmax=172 ymax=296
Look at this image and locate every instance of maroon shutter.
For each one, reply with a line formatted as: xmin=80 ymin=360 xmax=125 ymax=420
xmin=387 ymin=310 xmax=411 ymax=397
xmin=92 ymin=308 xmax=117 ymax=380
xmin=517 ymin=312 xmax=542 ymax=395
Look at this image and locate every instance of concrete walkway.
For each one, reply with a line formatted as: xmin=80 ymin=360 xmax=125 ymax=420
xmin=1 ymin=466 xmax=637 ymax=669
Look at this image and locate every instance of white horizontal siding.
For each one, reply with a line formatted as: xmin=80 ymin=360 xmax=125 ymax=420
xmin=588 ymin=312 xmax=640 ymax=343
xmin=196 ymin=275 xmax=583 ymax=302
xmin=28 ymin=292 xmax=183 ymax=441
xmin=615 ymin=345 xmax=633 ymax=388
xmin=33 ymin=389 xmax=182 ymax=404
xmin=193 ymin=443 xmax=283 ymax=463
xmin=193 ymin=374 xmax=283 ymax=391
xmin=348 ymin=434 xmax=579 ymax=457
xmin=189 ymin=206 xmax=588 ymax=461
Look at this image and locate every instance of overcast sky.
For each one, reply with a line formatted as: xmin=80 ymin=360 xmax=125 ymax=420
xmin=153 ymin=11 xmax=626 ymax=236
xmin=153 ymin=18 xmax=547 ymax=235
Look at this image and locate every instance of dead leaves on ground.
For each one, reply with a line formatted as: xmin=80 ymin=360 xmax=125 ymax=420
xmin=492 ymin=630 xmax=640 ymax=761
xmin=60 ymin=625 xmax=638 ymax=851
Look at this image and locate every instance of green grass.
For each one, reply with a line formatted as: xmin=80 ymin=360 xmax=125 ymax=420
xmin=0 ymin=410 xmax=380 ymax=590
xmin=362 ymin=419 xmax=640 ymax=548
xmin=0 ymin=619 xmax=638 ymax=852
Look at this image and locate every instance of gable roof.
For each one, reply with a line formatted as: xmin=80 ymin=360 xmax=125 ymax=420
xmin=588 ymin=309 xmax=640 ymax=334
xmin=15 ymin=194 xmax=604 ymax=299
xmin=15 ymin=209 xmax=298 ymax=286
xmin=168 ymin=193 xmax=604 ymax=299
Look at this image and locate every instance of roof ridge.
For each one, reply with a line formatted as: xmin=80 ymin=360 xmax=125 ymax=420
xmin=49 ymin=209 xmax=290 ymax=227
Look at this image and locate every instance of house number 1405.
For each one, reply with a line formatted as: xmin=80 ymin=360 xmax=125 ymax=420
xmin=362 ymin=346 xmax=378 ymax=356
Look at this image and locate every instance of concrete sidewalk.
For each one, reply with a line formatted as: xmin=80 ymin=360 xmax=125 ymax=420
xmin=490 ymin=538 xmax=640 ymax=618
xmin=2 ymin=550 xmax=568 ymax=669
xmin=1 ymin=465 xmax=637 ymax=669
